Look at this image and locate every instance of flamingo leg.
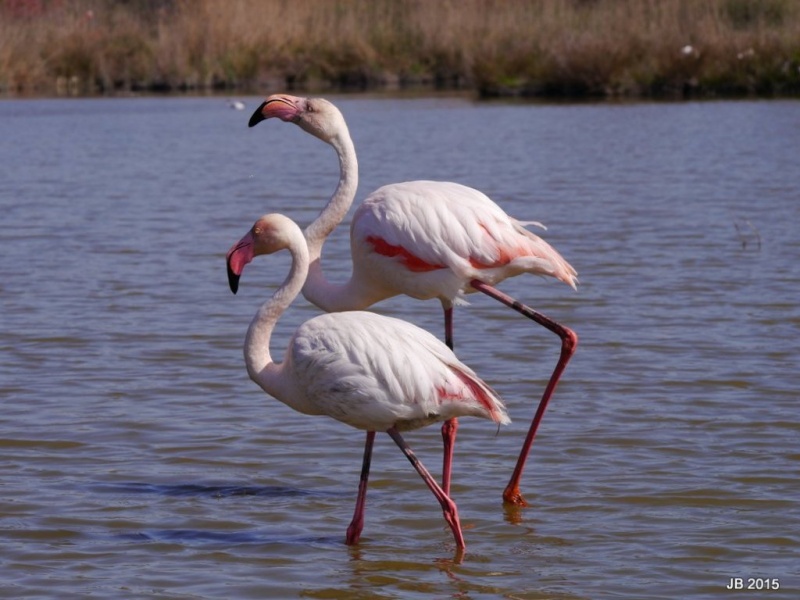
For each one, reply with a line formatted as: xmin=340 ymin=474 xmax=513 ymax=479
xmin=346 ymin=430 xmax=375 ymax=545
xmin=444 ymin=304 xmax=455 ymax=350
xmin=470 ymin=279 xmax=578 ymax=507
xmin=440 ymin=304 xmax=457 ymax=496
xmin=386 ymin=426 xmax=466 ymax=550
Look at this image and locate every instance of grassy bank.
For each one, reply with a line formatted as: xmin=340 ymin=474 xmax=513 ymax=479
xmin=2 ymin=0 xmax=800 ymax=98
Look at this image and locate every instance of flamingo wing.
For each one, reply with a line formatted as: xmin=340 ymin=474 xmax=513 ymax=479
xmin=352 ymin=181 xmax=577 ymax=291
xmin=288 ymin=311 xmax=509 ymax=432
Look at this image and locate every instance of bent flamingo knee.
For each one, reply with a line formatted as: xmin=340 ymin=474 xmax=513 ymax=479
xmin=387 ymin=427 xmax=466 ymax=550
xmin=469 ymin=279 xmax=578 ymax=507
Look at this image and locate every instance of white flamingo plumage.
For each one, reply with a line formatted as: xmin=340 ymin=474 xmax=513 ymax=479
xmin=226 ymin=213 xmax=509 ymax=550
xmin=248 ymin=94 xmax=578 ymax=506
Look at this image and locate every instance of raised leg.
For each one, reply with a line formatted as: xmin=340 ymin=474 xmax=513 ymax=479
xmin=440 ymin=303 xmax=457 ymax=495
xmin=346 ymin=430 xmax=375 ymax=545
xmin=470 ymin=279 xmax=578 ymax=507
xmin=387 ymin=426 xmax=466 ymax=550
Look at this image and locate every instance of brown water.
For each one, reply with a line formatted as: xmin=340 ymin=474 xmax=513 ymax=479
xmin=1 ymin=95 xmax=798 ymax=599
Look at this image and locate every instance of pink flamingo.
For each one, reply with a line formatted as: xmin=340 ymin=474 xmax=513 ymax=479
xmin=248 ymin=95 xmax=578 ymax=506
xmin=226 ymin=213 xmax=510 ymax=550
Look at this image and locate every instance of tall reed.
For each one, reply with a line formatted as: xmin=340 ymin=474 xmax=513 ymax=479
xmin=1 ymin=0 xmax=798 ymax=97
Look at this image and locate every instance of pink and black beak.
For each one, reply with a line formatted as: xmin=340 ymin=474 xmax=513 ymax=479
xmin=248 ymin=94 xmax=302 ymax=127
xmin=247 ymin=102 xmax=268 ymax=127
xmin=225 ymin=231 xmax=255 ymax=294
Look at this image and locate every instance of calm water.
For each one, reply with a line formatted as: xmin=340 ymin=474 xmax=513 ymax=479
xmin=1 ymin=95 xmax=799 ymax=599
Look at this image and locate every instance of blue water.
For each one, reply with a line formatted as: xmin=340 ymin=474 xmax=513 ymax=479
xmin=1 ymin=95 xmax=799 ymax=598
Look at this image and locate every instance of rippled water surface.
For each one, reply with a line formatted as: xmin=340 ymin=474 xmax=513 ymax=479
xmin=1 ymin=95 xmax=799 ymax=598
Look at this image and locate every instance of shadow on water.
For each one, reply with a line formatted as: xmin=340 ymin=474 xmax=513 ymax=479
xmin=117 ymin=529 xmax=263 ymax=543
xmin=115 ymin=529 xmax=340 ymax=546
xmin=91 ymin=481 xmax=344 ymax=499
xmin=94 ymin=482 xmax=347 ymax=546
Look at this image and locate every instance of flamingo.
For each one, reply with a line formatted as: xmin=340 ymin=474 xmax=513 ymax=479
xmin=226 ymin=213 xmax=510 ymax=550
xmin=248 ymin=94 xmax=578 ymax=507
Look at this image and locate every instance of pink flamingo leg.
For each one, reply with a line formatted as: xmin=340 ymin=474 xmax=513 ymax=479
xmin=346 ymin=430 xmax=375 ymax=545
xmin=440 ymin=304 xmax=457 ymax=496
xmin=470 ymin=280 xmax=578 ymax=507
xmin=387 ymin=426 xmax=466 ymax=550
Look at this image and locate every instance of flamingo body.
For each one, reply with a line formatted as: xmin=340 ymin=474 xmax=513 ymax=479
xmin=284 ymin=311 xmax=509 ymax=431
xmin=350 ymin=180 xmax=578 ymax=304
xmin=226 ymin=214 xmax=508 ymax=549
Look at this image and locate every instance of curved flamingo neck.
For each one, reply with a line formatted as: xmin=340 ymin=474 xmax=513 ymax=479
xmin=302 ymin=126 xmax=377 ymax=311
xmin=244 ymin=228 xmax=309 ymax=405
xmin=304 ymin=132 xmax=358 ymax=259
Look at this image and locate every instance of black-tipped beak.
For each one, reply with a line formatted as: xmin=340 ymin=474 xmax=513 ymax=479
xmin=227 ymin=260 xmax=240 ymax=294
xmin=226 ymin=232 xmax=255 ymax=295
xmin=248 ymin=101 xmax=267 ymax=127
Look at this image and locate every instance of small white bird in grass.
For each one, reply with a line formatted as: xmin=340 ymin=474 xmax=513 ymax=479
xmin=681 ymin=45 xmax=699 ymax=58
xmin=226 ymin=213 xmax=510 ymax=551
xmin=247 ymin=94 xmax=578 ymax=506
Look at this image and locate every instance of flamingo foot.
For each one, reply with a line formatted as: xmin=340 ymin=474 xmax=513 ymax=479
xmin=502 ymin=484 xmax=529 ymax=507
xmin=345 ymin=521 xmax=363 ymax=545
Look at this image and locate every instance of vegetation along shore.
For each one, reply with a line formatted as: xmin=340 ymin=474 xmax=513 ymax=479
xmin=2 ymin=0 xmax=800 ymax=99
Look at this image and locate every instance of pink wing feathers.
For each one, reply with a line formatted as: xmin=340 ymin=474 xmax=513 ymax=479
xmin=352 ymin=181 xmax=578 ymax=292
xmin=289 ymin=311 xmax=510 ymax=432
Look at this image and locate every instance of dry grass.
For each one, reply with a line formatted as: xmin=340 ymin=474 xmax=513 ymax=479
xmin=1 ymin=0 xmax=799 ymax=97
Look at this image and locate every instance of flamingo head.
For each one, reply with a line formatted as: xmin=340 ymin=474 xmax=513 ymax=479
xmin=225 ymin=214 xmax=295 ymax=294
xmin=248 ymin=94 xmax=347 ymax=145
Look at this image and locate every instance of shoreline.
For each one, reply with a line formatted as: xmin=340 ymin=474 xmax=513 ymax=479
xmin=3 ymin=0 xmax=799 ymax=101
xmin=3 ymin=82 xmax=799 ymax=103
